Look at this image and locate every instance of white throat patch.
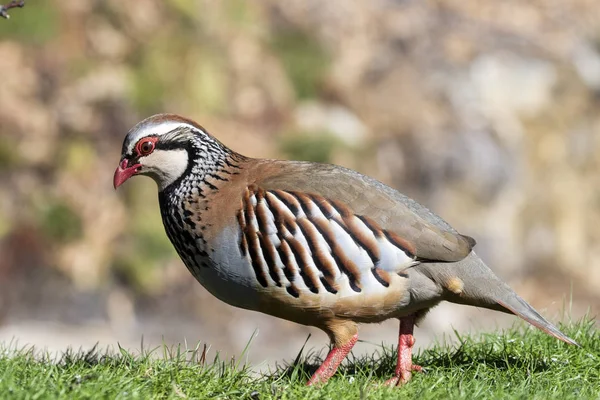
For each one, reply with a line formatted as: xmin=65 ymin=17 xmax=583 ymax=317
xmin=140 ymin=149 xmax=189 ymax=191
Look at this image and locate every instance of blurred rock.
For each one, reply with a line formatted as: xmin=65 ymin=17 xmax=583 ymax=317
xmin=294 ymin=101 xmax=367 ymax=146
xmin=572 ymin=41 xmax=600 ymax=91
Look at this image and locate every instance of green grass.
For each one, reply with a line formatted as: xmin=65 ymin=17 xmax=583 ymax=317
xmin=1 ymin=318 xmax=598 ymax=399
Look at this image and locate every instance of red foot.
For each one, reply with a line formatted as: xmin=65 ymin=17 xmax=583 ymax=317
xmin=307 ymin=334 xmax=358 ymax=386
xmin=384 ymin=315 xmax=422 ymax=387
xmin=383 ymin=365 xmax=424 ymax=387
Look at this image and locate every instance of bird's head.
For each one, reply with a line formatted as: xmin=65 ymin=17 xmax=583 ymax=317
xmin=114 ymin=114 xmax=224 ymax=191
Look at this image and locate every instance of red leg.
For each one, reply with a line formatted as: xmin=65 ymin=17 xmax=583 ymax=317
xmin=384 ymin=314 xmax=422 ymax=386
xmin=307 ymin=333 xmax=358 ymax=386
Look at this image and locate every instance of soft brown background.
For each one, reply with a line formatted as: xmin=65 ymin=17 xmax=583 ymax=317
xmin=0 ymin=1 xmax=598 ymax=366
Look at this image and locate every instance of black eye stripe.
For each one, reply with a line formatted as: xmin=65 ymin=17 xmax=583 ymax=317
xmin=155 ymin=141 xmax=187 ymax=151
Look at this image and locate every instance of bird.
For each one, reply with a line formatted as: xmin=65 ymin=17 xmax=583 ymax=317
xmin=113 ymin=114 xmax=577 ymax=386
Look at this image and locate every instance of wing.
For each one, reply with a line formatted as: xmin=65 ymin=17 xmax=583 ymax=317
xmin=255 ymin=160 xmax=476 ymax=263
xmin=238 ymin=185 xmax=419 ymax=299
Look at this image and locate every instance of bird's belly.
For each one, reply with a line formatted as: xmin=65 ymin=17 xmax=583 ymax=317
xmin=174 ymin=222 xmax=414 ymax=325
xmin=185 ymin=253 xmax=413 ymax=325
xmin=187 ymin=257 xmax=262 ymax=311
xmin=181 ymin=227 xmax=263 ymax=311
xmin=256 ymin=273 xmax=413 ymax=325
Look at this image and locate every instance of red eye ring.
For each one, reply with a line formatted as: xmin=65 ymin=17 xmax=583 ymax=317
xmin=136 ymin=138 xmax=157 ymax=156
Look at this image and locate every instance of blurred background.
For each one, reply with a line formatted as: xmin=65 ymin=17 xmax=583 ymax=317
xmin=0 ymin=0 xmax=598 ymax=367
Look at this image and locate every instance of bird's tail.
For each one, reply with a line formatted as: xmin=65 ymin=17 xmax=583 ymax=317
xmin=493 ymin=291 xmax=578 ymax=345
xmin=415 ymin=252 xmax=578 ymax=346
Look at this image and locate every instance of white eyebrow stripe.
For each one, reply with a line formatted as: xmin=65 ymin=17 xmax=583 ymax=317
xmin=145 ymin=122 xmax=197 ymax=137
xmin=126 ymin=122 xmax=198 ymax=154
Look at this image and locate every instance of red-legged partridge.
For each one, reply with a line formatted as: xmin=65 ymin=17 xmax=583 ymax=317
xmin=114 ymin=114 xmax=577 ymax=386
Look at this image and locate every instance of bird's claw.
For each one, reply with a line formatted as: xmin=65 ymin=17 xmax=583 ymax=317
xmin=381 ymin=364 xmax=425 ymax=388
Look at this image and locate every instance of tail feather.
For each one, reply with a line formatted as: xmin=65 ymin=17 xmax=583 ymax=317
xmin=496 ymin=297 xmax=578 ymax=346
xmin=414 ymin=252 xmax=578 ymax=346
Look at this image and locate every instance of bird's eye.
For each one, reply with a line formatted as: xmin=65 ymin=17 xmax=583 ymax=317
xmin=137 ymin=139 xmax=155 ymax=156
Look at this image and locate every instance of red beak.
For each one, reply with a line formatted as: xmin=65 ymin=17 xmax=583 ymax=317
xmin=114 ymin=159 xmax=142 ymax=189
